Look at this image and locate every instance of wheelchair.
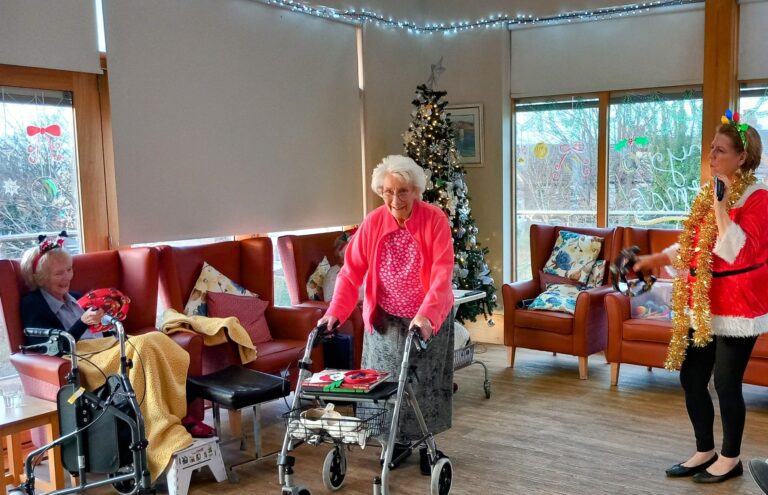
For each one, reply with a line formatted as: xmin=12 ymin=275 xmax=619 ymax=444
xmin=9 ymin=318 xmax=151 ymax=495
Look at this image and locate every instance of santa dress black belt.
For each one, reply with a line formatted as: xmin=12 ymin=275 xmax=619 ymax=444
xmin=690 ymin=262 xmax=765 ymax=278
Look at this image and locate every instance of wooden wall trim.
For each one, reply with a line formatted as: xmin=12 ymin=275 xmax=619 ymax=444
xmin=701 ymin=0 xmax=739 ymax=182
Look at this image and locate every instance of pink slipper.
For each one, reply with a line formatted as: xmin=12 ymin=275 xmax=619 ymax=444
xmin=181 ymin=415 xmax=215 ymax=438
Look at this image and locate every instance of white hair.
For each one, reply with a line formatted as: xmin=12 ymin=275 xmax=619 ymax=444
xmin=370 ymin=155 xmax=427 ymax=198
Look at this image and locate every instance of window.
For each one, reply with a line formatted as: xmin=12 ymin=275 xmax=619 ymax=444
xmin=608 ymin=89 xmax=703 ymax=228
xmin=739 ymin=83 xmax=768 ymax=185
xmin=0 ymin=86 xmax=83 ymax=259
xmin=267 ymin=226 xmax=343 ymax=307
xmin=514 ymin=97 xmax=599 ymax=280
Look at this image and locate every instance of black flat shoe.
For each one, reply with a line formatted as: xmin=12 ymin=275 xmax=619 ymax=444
xmin=665 ymin=454 xmax=718 ymax=477
xmin=693 ymin=460 xmax=743 ymax=483
xmin=749 ymin=459 xmax=768 ymax=494
xmin=420 ymin=447 xmax=430 ymax=476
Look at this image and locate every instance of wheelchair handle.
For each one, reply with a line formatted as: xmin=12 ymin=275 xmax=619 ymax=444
xmin=23 ymin=327 xmax=61 ymax=338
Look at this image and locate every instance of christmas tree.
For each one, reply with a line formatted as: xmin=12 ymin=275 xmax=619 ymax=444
xmin=403 ymin=84 xmax=497 ymax=323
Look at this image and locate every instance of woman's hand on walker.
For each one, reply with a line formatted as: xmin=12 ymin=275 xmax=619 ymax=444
xmin=410 ymin=315 xmax=433 ymax=342
xmin=317 ymin=314 xmax=339 ymax=333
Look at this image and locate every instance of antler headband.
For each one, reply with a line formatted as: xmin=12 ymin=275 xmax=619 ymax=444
xmin=32 ymin=231 xmax=68 ymax=274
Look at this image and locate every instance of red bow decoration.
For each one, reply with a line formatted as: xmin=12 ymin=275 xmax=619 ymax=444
xmin=27 ymin=125 xmax=61 ymax=137
xmin=77 ymin=288 xmax=131 ymax=333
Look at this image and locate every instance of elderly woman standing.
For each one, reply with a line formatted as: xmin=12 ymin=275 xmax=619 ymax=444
xmin=319 ymin=154 xmax=455 ymax=472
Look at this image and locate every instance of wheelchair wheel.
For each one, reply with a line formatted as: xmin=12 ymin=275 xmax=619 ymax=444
xmin=430 ymin=457 xmax=452 ymax=495
xmin=322 ymin=446 xmax=347 ymax=491
xmin=108 ymin=466 xmax=136 ymax=495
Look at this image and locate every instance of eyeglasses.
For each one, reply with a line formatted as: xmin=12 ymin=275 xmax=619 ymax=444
xmin=381 ymin=188 xmax=412 ymax=200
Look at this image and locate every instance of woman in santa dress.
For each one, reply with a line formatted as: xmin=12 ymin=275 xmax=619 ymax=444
xmin=634 ymin=111 xmax=768 ymax=485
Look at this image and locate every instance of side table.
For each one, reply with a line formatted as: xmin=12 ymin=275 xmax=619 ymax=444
xmin=1 ymin=395 xmax=64 ymax=491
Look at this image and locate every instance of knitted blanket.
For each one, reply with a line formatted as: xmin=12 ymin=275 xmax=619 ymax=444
xmin=160 ymin=309 xmax=257 ymax=364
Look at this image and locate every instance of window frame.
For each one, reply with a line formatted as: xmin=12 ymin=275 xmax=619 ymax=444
xmin=0 ymin=63 xmax=113 ymax=253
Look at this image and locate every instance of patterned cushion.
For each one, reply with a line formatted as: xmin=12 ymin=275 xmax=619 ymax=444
xmin=585 ymin=260 xmax=606 ymax=288
xmin=543 ymin=231 xmax=603 ymax=284
xmin=528 ymin=283 xmax=581 ymax=315
xmin=539 ymin=270 xmax=582 ymax=292
xmin=307 ymin=256 xmax=331 ymax=301
xmin=184 ymin=262 xmax=257 ymax=316
xmin=207 ymin=291 xmax=272 ymax=343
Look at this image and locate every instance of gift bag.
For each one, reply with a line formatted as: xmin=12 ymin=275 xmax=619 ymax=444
xmin=630 ymin=280 xmax=673 ymax=320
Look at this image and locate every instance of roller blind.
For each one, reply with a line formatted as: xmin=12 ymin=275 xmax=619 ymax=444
xmin=0 ymin=0 xmax=101 ymax=73
xmin=510 ymin=7 xmax=705 ymax=98
xmin=739 ymin=0 xmax=768 ymax=80
xmin=104 ymin=0 xmax=362 ymax=245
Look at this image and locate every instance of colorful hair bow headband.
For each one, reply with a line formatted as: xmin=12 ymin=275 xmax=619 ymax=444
xmin=32 ymin=231 xmax=67 ymax=274
xmin=721 ymin=109 xmax=749 ymax=149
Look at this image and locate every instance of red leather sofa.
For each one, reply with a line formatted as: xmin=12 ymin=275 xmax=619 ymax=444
xmin=157 ymin=238 xmax=323 ymax=384
xmin=502 ymin=224 xmax=622 ymax=379
xmin=277 ymin=231 xmax=364 ymax=368
xmin=606 ymin=227 xmax=768 ymax=386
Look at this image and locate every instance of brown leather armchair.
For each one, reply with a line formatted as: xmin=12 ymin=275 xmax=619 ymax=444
xmin=605 ymin=227 xmax=768 ymax=387
xmin=277 ymin=231 xmax=363 ymax=368
xmin=157 ymin=238 xmax=324 ymax=386
xmin=502 ymin=224 xmax=621 ymax=379
xmin=0 ymin=248 xmax=203 ymax=404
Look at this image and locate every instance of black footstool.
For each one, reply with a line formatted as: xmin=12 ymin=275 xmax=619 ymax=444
xmin=187 ymin=365 xmax=289 ymax=459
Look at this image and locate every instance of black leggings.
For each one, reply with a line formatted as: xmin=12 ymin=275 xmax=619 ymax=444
xmin=679 ymin=332 xmax=757 ymax=458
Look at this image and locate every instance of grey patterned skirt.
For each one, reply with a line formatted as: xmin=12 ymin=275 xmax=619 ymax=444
xmin=362 ymin=306 xmax=454 ymax=442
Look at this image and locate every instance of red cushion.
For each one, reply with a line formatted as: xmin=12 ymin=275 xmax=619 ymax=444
xmin=207 ymin=292 xmax=272 ymax=344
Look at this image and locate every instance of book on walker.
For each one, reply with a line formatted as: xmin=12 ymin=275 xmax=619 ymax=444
xmin=301 ymin=369 xmax=391 ymax=393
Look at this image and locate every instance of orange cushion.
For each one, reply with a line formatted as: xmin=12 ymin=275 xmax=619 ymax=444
xmin=622 ymin=319 xmax=672 ymax=344
xmin=515 ymin=309 xmax=573 ymax=335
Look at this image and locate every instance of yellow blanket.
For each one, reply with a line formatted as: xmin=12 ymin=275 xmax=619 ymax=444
xmin=75 ymin=333 xmax=192 ymax=480
xmin=160 ymin=309 xmax=257 ymax=364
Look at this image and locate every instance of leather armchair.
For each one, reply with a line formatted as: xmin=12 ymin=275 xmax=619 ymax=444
xmin=0 ymin=248 xmax=203 ymax=403
xmin=502 ymin=224 xmax=622 ymax=379
xmin=605 ymin=227 xmax=768 ymax=387
xmin=277 ymin=231 xmax=363 ymax=368
xmin=157 ymin=238 xmax=324 ymax=387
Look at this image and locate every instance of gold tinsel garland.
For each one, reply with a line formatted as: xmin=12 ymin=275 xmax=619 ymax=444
xmin=665 ymin=172 xmax=757 ymax=370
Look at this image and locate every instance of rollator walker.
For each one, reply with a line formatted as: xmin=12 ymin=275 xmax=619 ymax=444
xmin=9 ymin=317 xmax=151 ymax=495
xmin=277 ymin=324 xmax=453 ymax=495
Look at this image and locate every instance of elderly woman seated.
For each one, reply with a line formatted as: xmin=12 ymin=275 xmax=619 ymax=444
xmin=19 ymin=234 xmax=203 ymax=481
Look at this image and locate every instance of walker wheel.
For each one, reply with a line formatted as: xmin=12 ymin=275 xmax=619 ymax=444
xmin=322 ymin=446 xmax=347 ymax=491
xmin=430 ymin=457 xmax=452 ymax=495
xmin=108 ymin=467 xmax=136 ymax=495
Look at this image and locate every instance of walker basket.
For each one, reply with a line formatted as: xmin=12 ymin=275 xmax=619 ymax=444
xmin=283 ymin=405 xmax=389 ymax=444
xmin=453 ymin=342 xmax=476 ymax=371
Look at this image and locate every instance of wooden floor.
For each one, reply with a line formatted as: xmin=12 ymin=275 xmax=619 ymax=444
xmin=89 ymin=345 xmax=768 ymax=494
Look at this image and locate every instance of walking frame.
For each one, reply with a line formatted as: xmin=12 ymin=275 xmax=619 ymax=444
xmin=277 ymin=324 xmax=453 ymax=495
xmin=9 ymin=318 xmax=151 ymax=495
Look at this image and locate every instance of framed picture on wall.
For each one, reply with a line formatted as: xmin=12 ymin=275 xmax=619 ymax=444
xmin=447 ymin=103 xmax=483 ymax=166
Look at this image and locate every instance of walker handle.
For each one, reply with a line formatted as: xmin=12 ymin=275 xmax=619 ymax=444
xmin=411 ymin=325 xmax=429 ymax=351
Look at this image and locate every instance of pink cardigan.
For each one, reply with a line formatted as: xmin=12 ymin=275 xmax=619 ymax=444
xmin=327 ymin=200 xmax=455 ymax=334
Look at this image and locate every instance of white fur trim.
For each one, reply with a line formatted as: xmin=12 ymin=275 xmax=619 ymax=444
xmin=732 ymin=182 xmax=768 ymax=208
xmin=713 ymin=222 xmax=746 ymax=264
xmin=711 ymin=313 xmax=768 ymax=337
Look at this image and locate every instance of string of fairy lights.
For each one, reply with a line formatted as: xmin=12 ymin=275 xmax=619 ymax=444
xmin=254 ymin=0 xmax=704 ymax=34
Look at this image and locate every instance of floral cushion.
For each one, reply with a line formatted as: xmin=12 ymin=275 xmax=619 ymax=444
xmin=543 ymin=231 xmax=603 ymax=284
xmin=184 ymin=262 xmax=257 ymax=316
xmin=528 ymin=283 xmax=581 ymax=315
xmin=585 ymin=260 xmax=606 ymax=288
xmin=307 ymin=256 xmax=331 ymax=301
